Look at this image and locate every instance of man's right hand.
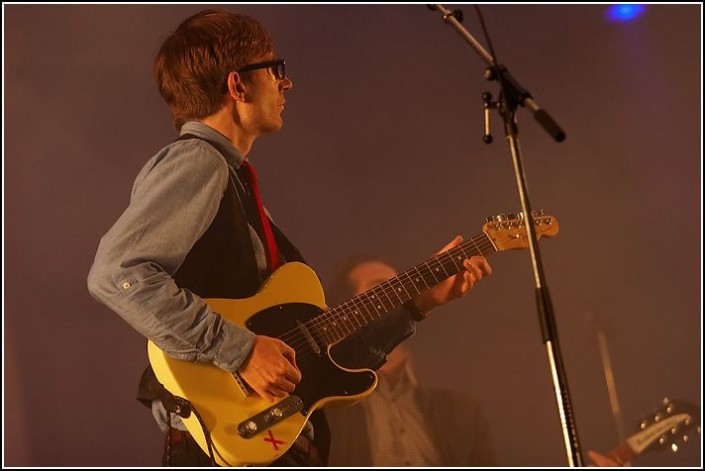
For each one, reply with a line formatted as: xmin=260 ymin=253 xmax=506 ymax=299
xmin=238 ymin=335 xmax=301 ymax=402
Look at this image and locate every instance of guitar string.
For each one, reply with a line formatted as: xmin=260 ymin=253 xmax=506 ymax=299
xmin=277 ymin=234 xmax=493 ymax=348
xmin=279 ymin=241 xmax=497 ymax=358
xmin=238 ymin=218 xmax=553 ymax=359
xmin=290 ymin=216 xmax=556 ymax=355
xmin=267 ymin=228 xmax=527 ymax=359
xmin=279 ymin=234 xmax=496 ymax=348
xmin=277 ymin=234 xmax=499 ymax=356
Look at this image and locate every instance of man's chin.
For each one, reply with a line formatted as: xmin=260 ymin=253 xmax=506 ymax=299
xmin=262 ymin=121 xmax=284 ymax=135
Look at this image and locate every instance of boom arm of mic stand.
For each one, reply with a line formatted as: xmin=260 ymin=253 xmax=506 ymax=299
xmin=429 ymin=3 xmax=580 ymax=466
xmin=429 ymin=4 xmax=565 ymax=142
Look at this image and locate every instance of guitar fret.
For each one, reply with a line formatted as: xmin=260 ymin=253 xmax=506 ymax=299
xmin=412 ymin=266 xmax=431 ymax=291
xmin=445 ymin=252 xmax=461 ymax=274
xmin=338 ymin=311 xmax=353 ymax=336
xmin=353 ymin=304 xmax=366 ymax=328
xmin=437 ymin=255 xmax=452 ymax=278
xmin=387 ymin=279 xmax=407 ymax=304
xmin=366 ymin=291 xmax=384 ymax=316
xmin=396 ymin=274 xmax=414 ymax=299
xmin=403 ymin=277 xmax=420 ymax=296
xmin=355 ymin=296 xmax=375 ymax=323
xmin=330 ymin=316 xmax=344 ymax=340
xmin=427 ymin=259 xmax=445 ymax=284
xmin=397 ymin=272 xmax=414 ymax=302
xmin=409 ymin=267 xmax=428 ymax=294
xmin=328 ymin=311 xmax=344 ymax=342
xmin=441 ymin=251 xmax=461 ymax=273
xmin=343 ymin=315 xmax=354 ymax=335
xmin=373 ymin=285 xmax=394 ymax=311
xmin=316 ymin=316 xmax=333 ymax=345
xmin=346 ymin=301 xmax=364 ymax=329
xmin=469 ymin=236 xmax=485 ymax=257
xmin=448 ymin=247 xmax=465 ymax=270
xmin=457 ymin=241 xmax=472 ymax=259
xmin=423 ymin=261 xmax=442 ymax=284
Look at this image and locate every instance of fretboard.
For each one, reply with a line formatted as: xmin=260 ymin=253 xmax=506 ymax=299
xmin=312 ymin=232 xmax=497 ymax=346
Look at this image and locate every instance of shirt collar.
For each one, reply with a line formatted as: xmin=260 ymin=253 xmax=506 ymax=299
xmin=180 ymin=121 xmax=245 ymax=169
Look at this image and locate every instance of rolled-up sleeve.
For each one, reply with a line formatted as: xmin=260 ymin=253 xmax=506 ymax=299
xmin=87 ymin=140 xmax=255 ymax=372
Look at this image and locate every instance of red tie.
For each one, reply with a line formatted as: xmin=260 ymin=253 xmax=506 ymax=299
xmin=239 ymin=160 xmax=282 ymax=272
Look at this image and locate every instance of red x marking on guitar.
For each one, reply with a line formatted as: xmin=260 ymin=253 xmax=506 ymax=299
xmin=264 ymin=430 xmax=284 ymax=450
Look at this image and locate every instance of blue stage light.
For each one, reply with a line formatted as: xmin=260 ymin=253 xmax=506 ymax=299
xmin=606 ymin=4 xmax=647 ymax=22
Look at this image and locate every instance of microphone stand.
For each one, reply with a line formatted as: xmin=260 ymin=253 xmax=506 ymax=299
xmin=428 ymin=5 xmax=582 ymax=467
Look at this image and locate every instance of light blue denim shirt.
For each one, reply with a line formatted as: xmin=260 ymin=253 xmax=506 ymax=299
xmin=87 ymin=122 xmax=262 ymax=373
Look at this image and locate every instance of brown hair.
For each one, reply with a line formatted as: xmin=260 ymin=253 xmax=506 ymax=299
xmin=154 ymin=9 xmax=274 ymax=129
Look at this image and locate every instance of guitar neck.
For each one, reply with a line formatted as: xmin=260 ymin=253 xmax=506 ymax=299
xmin=314 ymin=232 xmax=497 ymax=346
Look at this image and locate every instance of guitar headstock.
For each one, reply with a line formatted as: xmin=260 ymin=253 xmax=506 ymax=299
xmin=483 ymin=210 xmax=559 ymax=252
xmin=628 ymin=397 xmax=701 ymax=455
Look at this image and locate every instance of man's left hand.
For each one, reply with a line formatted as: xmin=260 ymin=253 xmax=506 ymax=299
xmin=413 ymin=235 xmax=492 ymax=316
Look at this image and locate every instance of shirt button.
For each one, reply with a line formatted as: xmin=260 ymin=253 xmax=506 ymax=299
xmin=122 ymin=281 xmax=132 ymax=289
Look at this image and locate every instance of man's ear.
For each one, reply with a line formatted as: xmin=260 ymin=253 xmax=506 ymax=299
xmin=225 ymin=71 xmax=247 ymax=102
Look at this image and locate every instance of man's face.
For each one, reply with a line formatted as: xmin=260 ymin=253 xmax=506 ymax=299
xmin=241 ymin=54 xmax=293 ymax=135
xmin=349 ymin=261 xmax=398 ymax=296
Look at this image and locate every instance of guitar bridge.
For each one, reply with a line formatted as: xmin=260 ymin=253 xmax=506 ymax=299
xmin=238 ymin=395 xmax=304 ymax=438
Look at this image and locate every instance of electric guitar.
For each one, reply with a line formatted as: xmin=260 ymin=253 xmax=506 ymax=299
xmin=599 ymin=397 xmax=700 ymax=465
xmin=148 ymin=212 xmax=559 ymax=466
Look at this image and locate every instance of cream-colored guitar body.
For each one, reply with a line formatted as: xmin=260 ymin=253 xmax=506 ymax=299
xmin=148 ymin=262 xmax=376 ymax=466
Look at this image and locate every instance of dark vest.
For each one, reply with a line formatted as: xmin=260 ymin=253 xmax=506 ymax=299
xmin=136 ymin=135 xmax=330 ymax=464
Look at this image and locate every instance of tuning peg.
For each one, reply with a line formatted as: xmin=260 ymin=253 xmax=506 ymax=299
xmin=517 ymin=211 xmax=525 ymax=219
xmin=506 ymin=212 xmax=517 ymax=220
xmin=531 ymin=209 xmax=545 ymax=217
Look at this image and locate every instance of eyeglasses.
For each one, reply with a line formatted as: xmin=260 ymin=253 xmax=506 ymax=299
xmin=237 ymin=59 xmax=287 ymax=81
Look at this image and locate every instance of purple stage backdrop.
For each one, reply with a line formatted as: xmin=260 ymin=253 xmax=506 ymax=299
xmin=4 ymin=4 xmax=702 ymax=467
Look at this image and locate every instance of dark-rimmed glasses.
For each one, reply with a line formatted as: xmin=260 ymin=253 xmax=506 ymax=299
xmin=237 ymin=59 xmax=286 ymax=80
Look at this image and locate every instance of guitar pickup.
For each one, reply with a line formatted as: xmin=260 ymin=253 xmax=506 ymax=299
xmin=297 ymin=320 xmax=321 ymax=355
xmin=237 ymin=395 xmax=304 ymax=439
